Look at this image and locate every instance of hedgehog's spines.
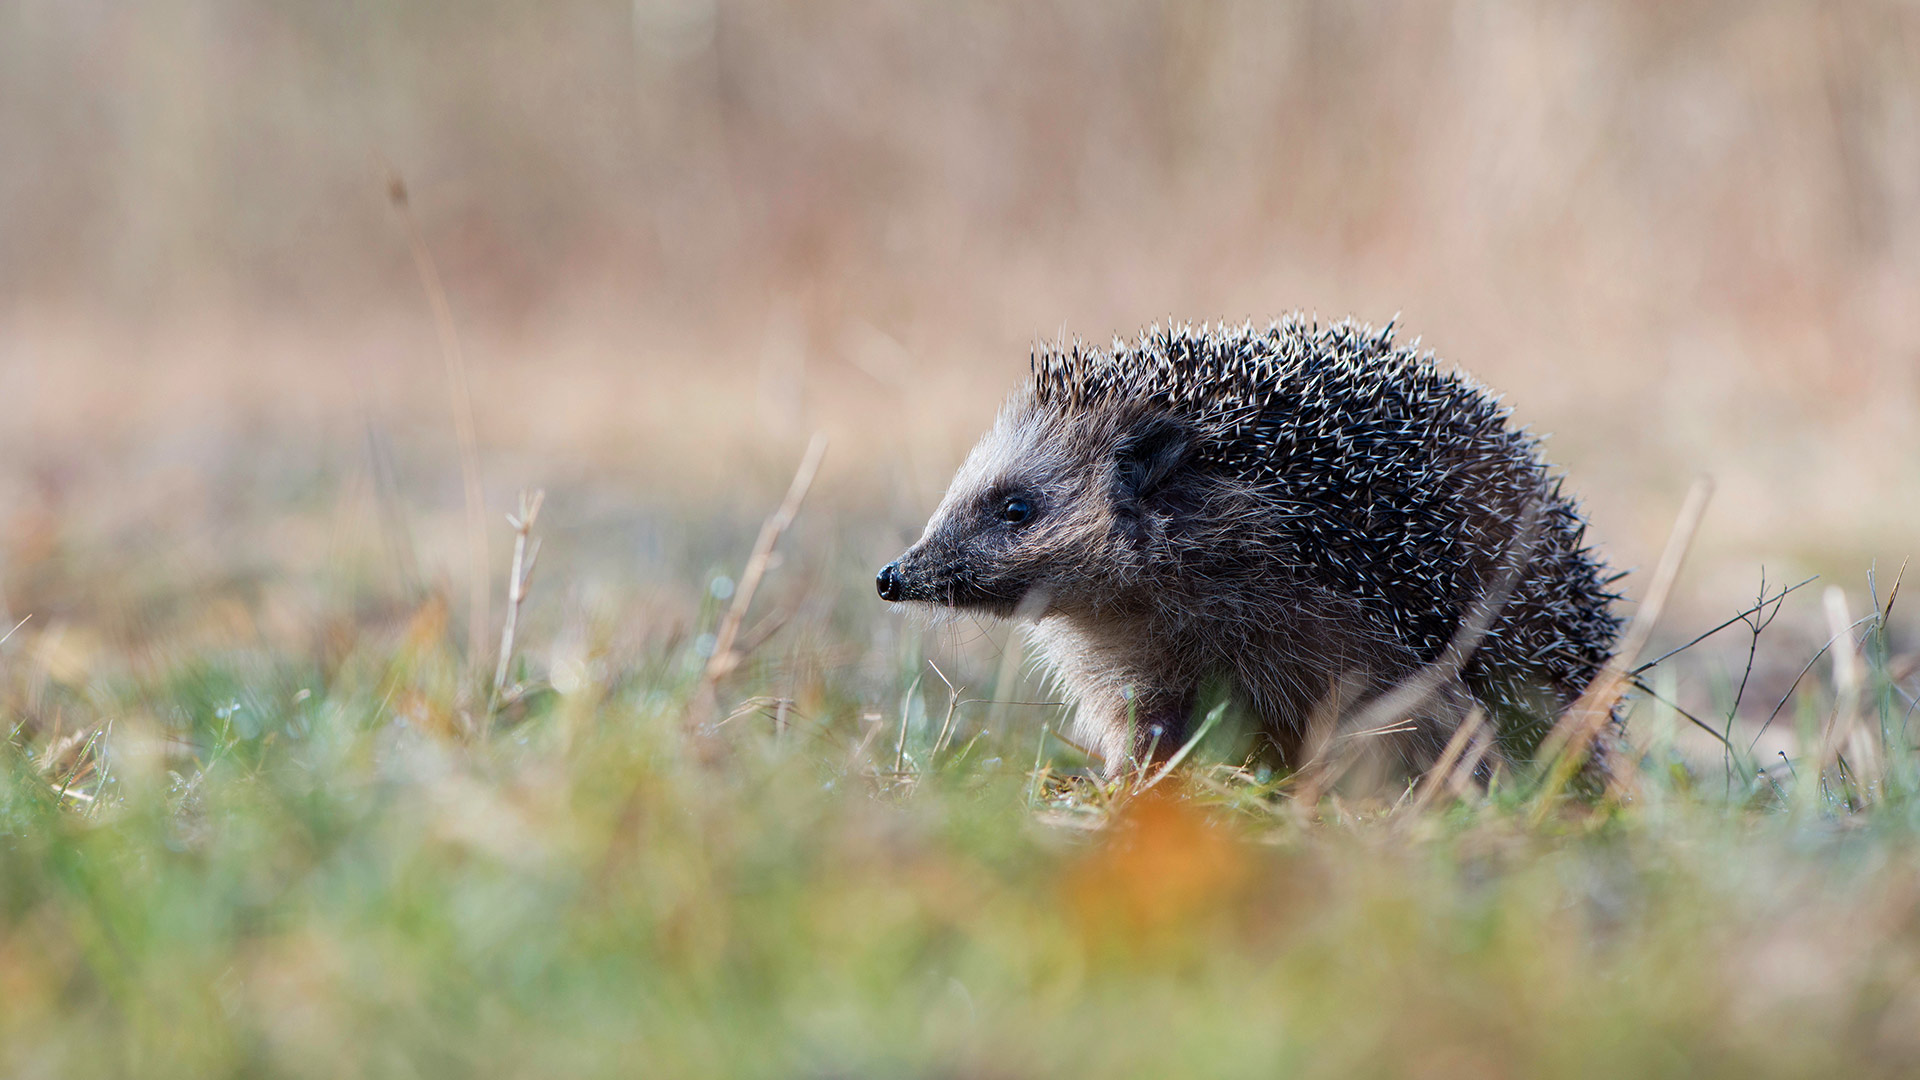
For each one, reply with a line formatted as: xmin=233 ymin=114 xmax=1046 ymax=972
xmin=1019 ymin=315 xmax=1621 ymax=752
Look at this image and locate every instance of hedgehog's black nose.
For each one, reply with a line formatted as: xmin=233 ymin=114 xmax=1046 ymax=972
xmin=876 ymin=562 xmax=904 ymax=602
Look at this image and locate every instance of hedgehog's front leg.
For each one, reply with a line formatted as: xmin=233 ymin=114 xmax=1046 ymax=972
xmin=1063 ymin=678 xmax=1195 ymax=777
xmin=1029 ymin=618 xmax=1198 ymax=775
xmin=1123 ymin=686 xmax=1198 ymax=770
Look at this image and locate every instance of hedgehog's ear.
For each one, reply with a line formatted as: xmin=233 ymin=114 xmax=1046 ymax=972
xmin=1114 ymin=417 xmax=1192 ymax=500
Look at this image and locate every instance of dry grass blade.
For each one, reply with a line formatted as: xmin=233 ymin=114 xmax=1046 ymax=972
xmin=896 ymin=675 xmax=922 ymax=774
xmin=846 ymin=711 xmax=888 ymax=773
xmin=1884 ymin=557 xmax=1908 ymax=626
xmin=1448 ymin=726 xmax=1497 ymax=802
xmin=1405 ymin=707 xmax=1486 ymax=817
xmin=1294 ymin=490 xmax=1548 ymax=805
xmin=1533 ymin=477 xmax=1713 ymax=819
xmin=388 ymin=170 xmax=490 ymax=677
xmin=1812 ymin=587 xmax=1877 ymax=803
xmin=697 ymin=434 xmax=829 ymax=706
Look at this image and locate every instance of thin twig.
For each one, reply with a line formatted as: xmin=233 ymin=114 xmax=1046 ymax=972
xmin=1627 ymin=676 xmax=1737 ymax=754
xmin=1716 ymin=571 xmax=1798 ymax=791
xmin=1630 ymin=574 xmax=1817 ymax=675
xmin=1729 ymin=576 xmax=1792 ymax=731
xmin=490 ymin=489 xmax=545 ymax=716
xmin=0 ymin=614 xmax=30 ymax=648
xmin=925 ymin=659 xmax=965 ymax=759
xmin=704 ymin=434 xmax=828 ymax=683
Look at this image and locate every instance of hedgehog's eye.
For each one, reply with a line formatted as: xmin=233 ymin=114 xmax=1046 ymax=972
xmin=999 ymin=497 xmax=1034 ymax=525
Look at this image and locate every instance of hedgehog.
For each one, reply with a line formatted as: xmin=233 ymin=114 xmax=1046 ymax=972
xmin=875 ymin=317 xmax=1621 ymax=778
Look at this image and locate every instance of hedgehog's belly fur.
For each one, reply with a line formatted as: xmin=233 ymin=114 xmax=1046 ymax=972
xmin=1026 ymin=615 xmax=1194 ymax=768
xmin=1029 ymin=599 xmax=1480 ymax=777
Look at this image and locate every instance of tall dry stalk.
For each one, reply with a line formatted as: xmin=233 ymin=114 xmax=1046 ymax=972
xmin=388 ymin=171 xmax=491 ymax=681
xmin=1808 ymin=586 xmax=1880 ymax=807
xmin=691 ymin=434 xmax=829 ymax=727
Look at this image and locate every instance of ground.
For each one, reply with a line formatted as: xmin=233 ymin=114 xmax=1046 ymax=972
xmin=1 ymin=412 xmax=1915 ymax=1077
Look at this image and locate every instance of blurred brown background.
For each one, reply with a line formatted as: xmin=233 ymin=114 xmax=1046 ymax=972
xmin=2 ymin=0 xmax=1916 ymax=643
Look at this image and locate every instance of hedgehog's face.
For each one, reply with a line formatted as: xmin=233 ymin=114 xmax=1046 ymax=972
xmin=876 ymin=404 xmax=1190 ymax=618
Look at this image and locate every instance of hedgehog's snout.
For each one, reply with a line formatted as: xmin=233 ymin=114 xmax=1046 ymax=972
xmin=877 ymin=543 xmax=957 ymax=605
xmin=875 ymin=561 xmax=904 ymax=602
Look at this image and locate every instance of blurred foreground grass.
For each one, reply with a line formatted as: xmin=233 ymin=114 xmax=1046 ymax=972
xmin=3 ymin=472 xmax=1919 ymax=1080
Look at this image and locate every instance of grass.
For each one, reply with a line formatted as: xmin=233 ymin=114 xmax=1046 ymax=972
xmin=2 ymin=458 xmax=1918 ymax=1080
